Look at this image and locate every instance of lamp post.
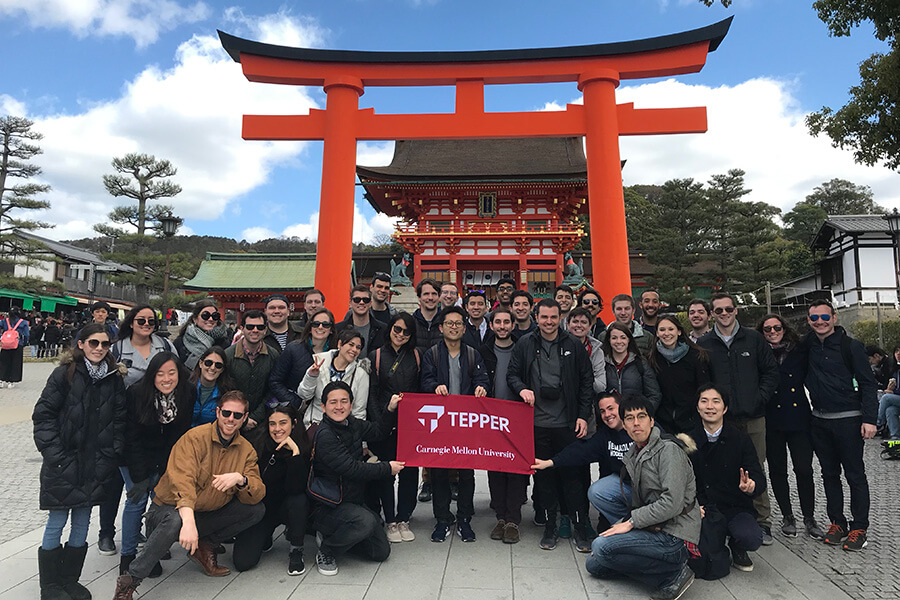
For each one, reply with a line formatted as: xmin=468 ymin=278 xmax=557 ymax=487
xmin=883 ymin=208 xmax=900 ymax=304
xmin=158 ymin=213 xmax=182 ymax=336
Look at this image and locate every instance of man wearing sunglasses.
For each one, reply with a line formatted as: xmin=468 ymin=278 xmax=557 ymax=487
xmin=224 ymin=310 xmax=281 ymax=431
xmin=337 ymin=285 xmax=386 ymax=353
xmin=698 ymin=292 xmax=779 ymax=545
xmin=803 ymin=300 xmax=877 ymax=552
xmin=114 ymin=391 xmax=265 ymax=599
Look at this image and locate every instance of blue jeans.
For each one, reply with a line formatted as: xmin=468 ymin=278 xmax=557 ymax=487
xmin=878 ymin=393 xmax=900 ymax=437
xmin=586 ymin=529 xmax=688 ymax=589
xmin=42 ymin=507 xmax=91 ymax=550
xmin=119 ymin=467 xmax=160 ymax=556
xmin=587 ymin=474 xmax=632 ymax=524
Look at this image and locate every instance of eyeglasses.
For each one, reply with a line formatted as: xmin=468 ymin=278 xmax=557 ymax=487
xmin=623 ymin=412 xmax=651 ymax=423
xmin=311 ymin=321 xmax=333 ymax=329
xmin=219 ymin=408 xmax=245 ymax=420
xmin=199 ymin=311 xmax=221 ymax=321
xmin=203 ymin=359 xmax=224 ymax=369
xmin=497 ymin=286 xmax=515 ymax=292
xmin=85 ymin=339 xmax=111 ymax=349
xmin=392 ymin=325 xmax=410 ymax=336
xmin=134 ymin=317 xmax=156 ymax=327
xmin=243 ymin=323 xmax=266 ymax=331
xmin=351 ymin=296 xmax=372 ymax=304
xmin=713 ymin=306 xmax=736 ymax=314
xmin=762 ymin=325 xmax=783 ymax=333
xmin=581 ymin=299 xmax=600 ymax=306
xmin=809 ymin=313 xmax=832 ymax=322
xmin=442 ymin=321 xmax=465 ymax=329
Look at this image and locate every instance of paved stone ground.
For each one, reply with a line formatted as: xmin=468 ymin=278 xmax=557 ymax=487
xmin=0 ymin=363 xmax=896 ymax=599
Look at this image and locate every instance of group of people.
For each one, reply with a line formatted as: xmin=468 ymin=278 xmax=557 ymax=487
xmin=25 ymin=271 xmax=880 ymax=600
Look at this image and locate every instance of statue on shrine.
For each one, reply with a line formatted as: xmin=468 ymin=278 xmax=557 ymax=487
xmin=562 ymin=252 xmax=588 ymax=287
xmin=390 ymin=253 xmax=414 ymax=287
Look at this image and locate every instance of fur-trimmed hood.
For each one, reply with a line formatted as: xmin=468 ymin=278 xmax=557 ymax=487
xmin=56 ymin=349 xmax=128 ymax=377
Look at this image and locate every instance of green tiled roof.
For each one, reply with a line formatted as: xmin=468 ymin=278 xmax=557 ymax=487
xmin=184 ymin=253 xmax=317 ymax=292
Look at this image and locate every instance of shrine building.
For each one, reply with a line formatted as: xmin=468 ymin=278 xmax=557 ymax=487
xmin=359 ymin=137 xmax=590 ymax=298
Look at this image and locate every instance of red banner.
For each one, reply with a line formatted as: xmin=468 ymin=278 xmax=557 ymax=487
xmin=397 ymin=393 xmax=535 ymax=474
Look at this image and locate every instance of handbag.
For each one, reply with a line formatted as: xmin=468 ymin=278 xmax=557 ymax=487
xmin=307 ymin=427 xmax=342 ymax=507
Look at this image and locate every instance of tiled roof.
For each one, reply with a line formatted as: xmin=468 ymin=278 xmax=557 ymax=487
xmin=823 ymin=215 xmax=892 ymax=233
xmin=357 ymin=137 xmax=588 ymax=181
xmin=16 ymin=230 xmax=136 ymax=273
xmin=183 ymin=253 xmax=316 ymax=291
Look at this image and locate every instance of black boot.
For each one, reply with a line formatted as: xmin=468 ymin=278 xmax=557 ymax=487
xmin=60 ymin=544 xmax=91 ymax=600
xmin=37 ymin=547 xmax=69 ymax=600
xmin=119 ymin=554 xmax=135 ymax=576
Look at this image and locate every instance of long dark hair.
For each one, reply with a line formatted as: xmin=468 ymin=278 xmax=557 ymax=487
xmin=117 ymin=304 xmax=159 ymax=341
xmin=601 ymin=321 xmax=641 ymax=361
xmin=384 ymin=312 xmax=417 ymax=354
xmin=132 ymin=352 xmax=193 ymax=426
xmin=299 ymin=307 xmax=337 ymax=348
xmin=755 ymin=313 xmax=800 ymax=346
xmin=69 ymin=323 xmax=117 ymax=382
xmin=251 ymin=403 xmax=311 ymax=459
xmin=647 ymin=314 xmax=708 ymax=371
xmin=188 ymin=345 xmax=235 ymax=391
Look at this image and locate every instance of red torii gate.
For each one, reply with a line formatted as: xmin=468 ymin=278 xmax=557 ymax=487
xmin=219 ymin=18 xmax=731 ymax=320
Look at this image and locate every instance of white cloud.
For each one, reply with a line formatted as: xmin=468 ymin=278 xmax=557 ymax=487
xmin=0 ymin=0 xmax=210 ymax=48
xmin=19 ymin=16 xmax=324 ymax=241
xmin=223 ymin=7 xmax=327 ymax=47
xmin=553 ymin=77 xmax=900 ymax=212
xmin=0 ymin=94 xmax=28 ymax=117
xmin=244 ymin=202 xmax=399 ymax=245
xmin=357 ymin=142 xmax=395 ymax=166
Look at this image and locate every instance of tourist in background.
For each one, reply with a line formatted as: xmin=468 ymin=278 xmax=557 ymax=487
xmin=0 ymin=307 xmax=29 ymax=388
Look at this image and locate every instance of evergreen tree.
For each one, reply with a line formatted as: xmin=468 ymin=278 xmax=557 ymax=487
xmin=95 ymin=153 xmax=182 ymax=303
xmin=0 ymin=115 xmax=54 ymax=291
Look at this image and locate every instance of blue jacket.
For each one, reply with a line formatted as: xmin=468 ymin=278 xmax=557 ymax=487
xmin=552 ymin=425 xmax=633 ymax=477
xmin=192 ymin=382 xmax=222 ymax=427
xmin=421 ymin=341 xmax=489 ymax=396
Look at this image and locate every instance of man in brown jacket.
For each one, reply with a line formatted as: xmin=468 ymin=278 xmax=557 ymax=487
xmin=114 ymin=391 xmax=265 ymax=599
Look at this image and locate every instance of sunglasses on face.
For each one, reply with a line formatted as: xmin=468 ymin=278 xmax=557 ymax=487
xmin=762 ymin=325 xmax=783 ymax=333
xmin=351 ymin=296 xmax=371 ymax=304
xmin=85 ymin=339 xmax=111 ymax=349
xmin=243 ymin=323 xmax=266 ymax=331
xmin=311 ymin=321 xmax=333 ymax=329
xmin=809 ymin=313 xmax=832 ymax=322
xmin=713 ymin=306 xmax=736 ymax=314
xmin=219 ymin=409 xmax=245 ymax=420
xmin=199 ymin=311 xmax=221 ymax=321
xmin=134 ymin=317 xmax=156 ymax=327
xmin=581 ymin=299 xmax=600 ymax=306
xmin=392 ymin=325 xmax=410 ymax=336
xmin=203 ymin=359 xmax=225 ymax=369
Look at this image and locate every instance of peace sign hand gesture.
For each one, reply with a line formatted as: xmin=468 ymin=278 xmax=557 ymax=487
xmin=738 ymin=468 xmax=756 ymax=495
xmin=308 ymin=356 xmax=325 ymax=378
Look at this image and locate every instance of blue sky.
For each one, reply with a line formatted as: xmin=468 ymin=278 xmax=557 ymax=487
xmin=2 ymin=0 xmax=897 ymax=244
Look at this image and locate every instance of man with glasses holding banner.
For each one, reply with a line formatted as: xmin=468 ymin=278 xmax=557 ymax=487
xmin=803 ymin=300 xmax=877 ymax=552
xmin=338 ymin=285 xmax=386 ymax=353
xmin=114 ymin=390 xmax=265 ymax=600
xmin=698 ymin=292 xmax=779 ymax=545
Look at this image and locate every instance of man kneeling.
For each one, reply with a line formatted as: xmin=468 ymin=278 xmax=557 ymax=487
xmin=309 ymin=381 xmax=404 ymax=576
xmin=114 ymin=390 xmax=265 ymax=599
xmin=586 ymin=396 xmax=699 ymax=600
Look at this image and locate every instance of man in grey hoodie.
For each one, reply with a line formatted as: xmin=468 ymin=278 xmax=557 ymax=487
xmin=585 ymin=396 xmax=700 ymax=600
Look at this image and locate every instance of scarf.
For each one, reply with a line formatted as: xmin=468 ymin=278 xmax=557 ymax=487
xmin=769 ymin=340 xmax=793 ymax=365
xmin=182 ymin=322 xmax=228 ymax=369
xmin=84 ymin=357 xmax=108 ymax=381
xmin=155 ymin=390 xmax=178 ymax=424
xmin=656 ymin=339 xmax=690 ymax=364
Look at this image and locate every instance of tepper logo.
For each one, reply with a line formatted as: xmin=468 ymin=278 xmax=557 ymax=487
xmin=418 ymin=405 xmax=445 ymax=433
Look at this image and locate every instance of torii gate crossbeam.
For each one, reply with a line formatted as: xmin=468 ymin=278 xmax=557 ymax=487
xmin=219 ymin=18 xmax=731 ymax=319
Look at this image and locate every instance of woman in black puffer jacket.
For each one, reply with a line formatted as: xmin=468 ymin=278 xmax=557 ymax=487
xmin=33 ymin=323 xmax=126 ymax=600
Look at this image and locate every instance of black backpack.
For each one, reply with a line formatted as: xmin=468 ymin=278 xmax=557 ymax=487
xmin=688 ymin=505 xmax=731 ymax=580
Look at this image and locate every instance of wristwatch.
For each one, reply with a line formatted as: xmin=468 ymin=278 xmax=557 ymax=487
xmin=237 ymin=475 xmax=248 ymax=489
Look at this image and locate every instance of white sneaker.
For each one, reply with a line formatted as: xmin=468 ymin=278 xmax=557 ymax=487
xmin=0 ymin=381 xmax=7 ymax=388
xmin=386 ymin=523 xmax=402 ymax=543
xmin=397 ymin=521 xmax=415 ymax=542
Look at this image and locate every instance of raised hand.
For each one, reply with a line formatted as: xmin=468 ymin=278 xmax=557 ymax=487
xmin=308 ymin=355 xmax=325 ymax=377
xmin=276 ymin=436 xmax=300 ymax=456
xmin=738 ymin=467 xmax=755 ymax=494
xmin=520 ymin=389 xmax=535 ymax=406
xmin=389 ymin=461 xmax=405 ymax=475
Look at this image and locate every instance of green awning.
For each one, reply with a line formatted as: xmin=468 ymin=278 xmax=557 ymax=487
xmin=184 ymin=253 xmax=318 ymax=292
xmin=38 ymin=295 xmax=78 ymax=312
xmin=0 ymin=288 xmax=38 ymax=309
